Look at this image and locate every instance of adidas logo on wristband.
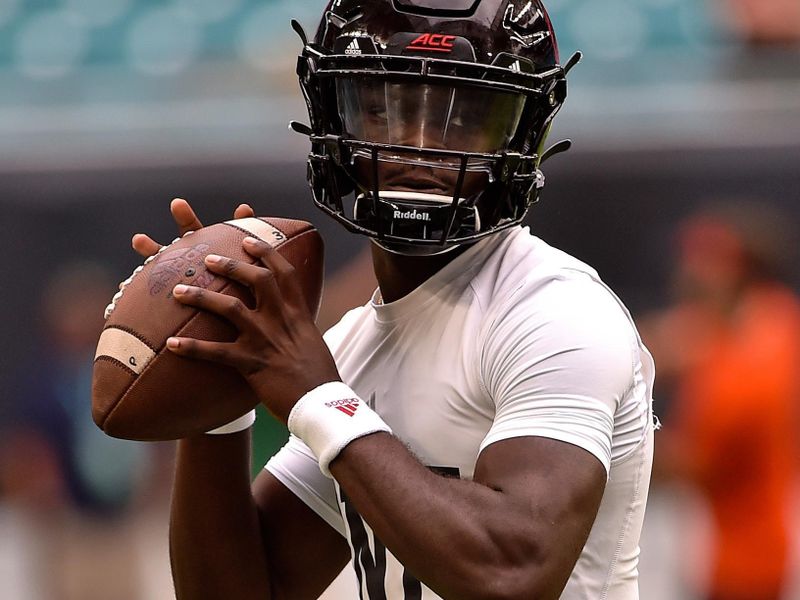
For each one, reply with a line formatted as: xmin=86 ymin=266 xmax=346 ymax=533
xmin=288 ymin=382 xmax=392 ymax=477
xmin=325 ymin=398 xmax=360 ymax=416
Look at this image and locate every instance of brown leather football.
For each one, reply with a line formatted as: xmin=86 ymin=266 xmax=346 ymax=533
xmin=92 ymin=217 xmax=324 ymax=441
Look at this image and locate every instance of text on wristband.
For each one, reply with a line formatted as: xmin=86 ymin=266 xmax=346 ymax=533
xmin=325 ymin=398 xmax=361 ymax=417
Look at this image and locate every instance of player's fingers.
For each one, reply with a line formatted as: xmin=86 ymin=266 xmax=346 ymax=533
xmin=233 ymin=203 xmax=255 ymax=220
xmin=165 ymin=337 xmax=247 ymax=369
xmin=132 ymin=233 xmax=162 ymax=258
xmin=203 ymin=255 xmax=283 ymax=310
xmin=242 ymin=237 xmax=307 ymax=312
xmin=171 ymin=284 xmax=252 ymax=330
xmin=204 ymin=254 xmax=271 ymax=288
xmin=170 ymin=198 xmax=204 ymax=236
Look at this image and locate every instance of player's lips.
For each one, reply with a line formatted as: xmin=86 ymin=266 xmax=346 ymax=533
xmin=386 ymin=185 xmax=451 ymax=196
xmin=383 ymin=177 xmax=451 ymax=196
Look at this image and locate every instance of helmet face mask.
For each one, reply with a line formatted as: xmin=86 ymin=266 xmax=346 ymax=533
xmin=295 ymin=0 xmax=571 ymax=255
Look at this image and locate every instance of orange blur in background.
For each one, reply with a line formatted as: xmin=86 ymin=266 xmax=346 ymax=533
xmin=645 ymin=207 xmax=800 ymax=600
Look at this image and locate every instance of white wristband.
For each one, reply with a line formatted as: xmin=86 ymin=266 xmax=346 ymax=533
xmin=288 ymin=382 xmax=391 ymax=477
xmin=205 ymin=409 xmax=256 ymax=435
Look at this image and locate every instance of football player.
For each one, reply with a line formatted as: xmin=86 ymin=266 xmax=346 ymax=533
xmin=136 ymin=1 xmax=656 ymax=598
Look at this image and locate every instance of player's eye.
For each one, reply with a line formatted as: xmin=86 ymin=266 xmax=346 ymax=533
xmin=367 ymin=105 xmax=388 ymax=120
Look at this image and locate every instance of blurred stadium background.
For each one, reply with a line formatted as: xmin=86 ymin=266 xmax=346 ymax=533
xmin=0 ymin=0 xmax=798 ymax=598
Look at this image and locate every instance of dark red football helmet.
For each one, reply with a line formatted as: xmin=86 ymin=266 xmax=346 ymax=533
xmin=292 ymin=0 xmax=579 ymax=255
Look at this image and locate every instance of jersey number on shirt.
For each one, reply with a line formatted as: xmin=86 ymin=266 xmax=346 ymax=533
xmin=337 ymin=466 xmax=460 ymax=599
xmin=339 ymin=487 xmax=422 ymax=599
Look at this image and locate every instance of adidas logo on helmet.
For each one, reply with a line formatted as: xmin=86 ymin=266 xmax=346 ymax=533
xmin=345 ymin=39 xmax=362 ymax=55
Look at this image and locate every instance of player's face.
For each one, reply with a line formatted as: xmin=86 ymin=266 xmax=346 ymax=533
xmin=336 ymin=79 xmax=526 ymax=197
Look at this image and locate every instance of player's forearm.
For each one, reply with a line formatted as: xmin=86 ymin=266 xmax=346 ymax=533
xmin=170 ymin=431 xmax=273 ymax=600
xmin=330 ymin=433 xmax=557 ymax=600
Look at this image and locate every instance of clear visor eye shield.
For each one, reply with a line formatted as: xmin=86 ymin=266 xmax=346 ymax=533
xmin=337 ymin=78 xmax=531 ymax=243
xmin=291 ymin=23 xmax=578 ymax=250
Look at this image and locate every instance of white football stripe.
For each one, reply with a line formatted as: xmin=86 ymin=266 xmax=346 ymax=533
xmin=95 ymin=328 xmax=156 ymax=375
xmin=224 ymin=218 xmax=287 ymax=247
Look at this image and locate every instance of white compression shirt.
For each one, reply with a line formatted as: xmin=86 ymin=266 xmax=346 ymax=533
xmin=267 ymin=226 xmax=655 ymax=599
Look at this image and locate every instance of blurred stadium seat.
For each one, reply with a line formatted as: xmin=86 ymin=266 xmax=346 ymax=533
xmin=0 ymin=0 xmax=719 ymax=81
xmin=1 ymin=0 xmax=796 ymax=170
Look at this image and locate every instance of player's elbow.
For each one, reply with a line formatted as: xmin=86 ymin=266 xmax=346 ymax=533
xmin=476 ymin=564 xmax=563 ymax=600
xmin=451 ymin=544 xmax=563 ymax=600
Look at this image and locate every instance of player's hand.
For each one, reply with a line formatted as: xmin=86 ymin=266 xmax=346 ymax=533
xmin=131 ymin=198 xmax=255 ymax=259
xmin=165 ymin=237 xmax=341 ymax=423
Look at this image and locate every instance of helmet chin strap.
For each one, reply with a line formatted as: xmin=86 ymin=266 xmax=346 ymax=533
xmin=353 ymin=190 xmax=482 ymax=252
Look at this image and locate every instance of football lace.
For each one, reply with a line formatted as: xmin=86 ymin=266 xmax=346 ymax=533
xmin=104 ymin=231 xmax=195 ymax=320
